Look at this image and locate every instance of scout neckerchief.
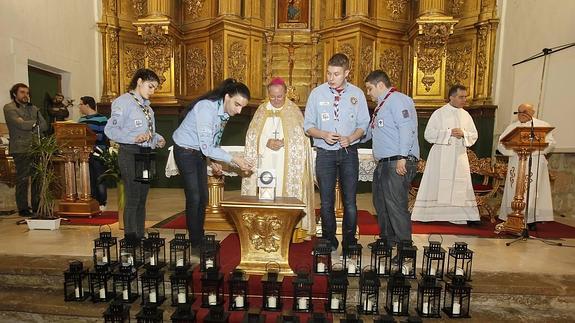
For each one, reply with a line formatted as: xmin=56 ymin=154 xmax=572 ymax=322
xmin=329 ymin=85 xmax=346 ymax=122
xmin=129 ymin=92 xmax=154 ymax=136
xmin=370 ymin=87 xmax=397 ymax=129
xmin=214 ymin=99 xmax=229 ymax=146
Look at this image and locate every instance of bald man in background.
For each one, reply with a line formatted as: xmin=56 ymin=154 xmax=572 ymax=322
xmin=498 ymin=103 xmax=556 ymax=230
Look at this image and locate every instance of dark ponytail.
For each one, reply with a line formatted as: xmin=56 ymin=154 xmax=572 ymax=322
xmin=180 ymin=78 xmax=250 ymax=120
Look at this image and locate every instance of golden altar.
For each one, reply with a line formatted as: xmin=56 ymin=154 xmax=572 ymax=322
xmin=220 ymin=195 xmax=306 ymax=276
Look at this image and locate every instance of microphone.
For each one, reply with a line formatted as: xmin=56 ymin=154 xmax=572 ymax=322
xmin=513 ymin=111 xmax=519 ymax=114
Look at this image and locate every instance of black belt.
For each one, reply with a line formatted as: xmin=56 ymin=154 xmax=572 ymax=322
xmin=176 ymin=144 xmax=204 ymax=156
xmin=379 ymin=155 xmax=417 ymax=162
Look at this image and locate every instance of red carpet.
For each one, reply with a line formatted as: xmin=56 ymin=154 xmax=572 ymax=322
xmin=160 ymin=210 xmax=575 ymax=239
xmin=61 ymin=211 xmax=118 ymax=226
xmin=190 ymin=233 xmax=331 ymax=321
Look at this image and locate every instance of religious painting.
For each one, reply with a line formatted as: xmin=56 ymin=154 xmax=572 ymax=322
xmin=276 ymin=0 xmax=310 ymax=30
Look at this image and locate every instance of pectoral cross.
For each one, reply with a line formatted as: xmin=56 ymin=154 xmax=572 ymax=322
xmin=272 ymin=130 xmax=280 ymax=140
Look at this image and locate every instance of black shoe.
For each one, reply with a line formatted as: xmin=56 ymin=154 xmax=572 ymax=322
xmin=527 ymin=223 xmax=537 ymax=231
xmin=467 ymin=220 xmax=482 ymax=226
xmin=18 ymin=209 xmax=33 ymax=217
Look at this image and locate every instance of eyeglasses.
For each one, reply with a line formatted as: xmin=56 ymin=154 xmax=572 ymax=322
xmin=269 ymin=96 xmax=285 ymax=101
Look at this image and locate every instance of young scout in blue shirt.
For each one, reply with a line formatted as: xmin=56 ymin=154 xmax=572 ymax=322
xmin=364 ymin=70 xmax=419 ymax=246
xmin=172 ymin=78 xmax=253 ymax=248
xmin=304 ymin=53 xmax=370 ymax=251
xmin=105 ymin=68 xmax=166 ymax=240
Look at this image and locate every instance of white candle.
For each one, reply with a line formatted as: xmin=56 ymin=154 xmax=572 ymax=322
xmin=149 ymin=256 xmax=155 ymax=266
xmin=74 ymin=287 xmax=80 ymax=298
xmin=128 ymin=256 xmax=134 ymax=265
xmin=267 ymin=295 xmax=277 ymax=308
xmin=102 ymin=255 xmax=108 ymax=264
xmin=378 ymin=262 xmax=387 ymax=274
xmin=429 ymin=267 xmax=436 ymax=276
xmin=99 ymin=287 xmax=106 ymax=299
xmin=455 ymin=267 xmax=464 ymax=276
xmin=235 ymin=295 xmax=244 ymax=308
xmin=297 ymin=297 xmax=308 ymax=310
xmin=422 ymin=301 xmax=429 ymax=314
xmin=208 ymin=293 xmax=217 ymax=305
xmin=205 ymin=259 xmax=214 ymax=269
xmin=142 ymin=170 xmax=149 ymax=179
xmin=364 ymin=298 xmax=373 ymax=311
xmin=176 ymin=258 xmax=184 ymax=267
xmin=317 ymin=262 xmax=325 ymax=273
xmin=402 ymin=264 xmax=410 ymax=275
xmin=149 ymin=291 xmax=157 ymax=303
xmin=453 ymin=302 xmax=461 ymax=315
xmin=123 ymin=289 xmax=129 ymax=300
xmin=178 ymin=292 xmax=186 ymax=304
xmin=393 ymin=300 xmax=401 ymax=313
xmin=347 ymin=262 xmax=356 ymax=274
xmin=330 ymin=298 xmax=340 ymax=310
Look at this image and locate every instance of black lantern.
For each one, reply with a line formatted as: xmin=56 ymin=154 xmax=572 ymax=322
xmin=134 ymin=147 xmax=156 ymax=183
xmin=385 ymin=273 xmax=410 ymax=316
xmin=307 ymin=313 xmax=329 ymax=323
xmin=443 ymin=275 xmax=472 ymax=318
xmin=171 ymin=304 xmax=196 ymax=323
xmin=373 ymin=315 xmax=396 ymax=323
xmin=369 ymin=238 xmax=393 ymax=277
xmin=446 ymin=242 xmax=473 ymax=281
xmin=421 ymin=239 xmax=445 ymax=280
xmin=292 ymin=268 xmax=313 ymax=312
xmin=89 ymin=269 xmax=114 ymax=302
xmin=113 ymin=264 xmax=139 ymax=303
xmin=204 ymin=305 xmax=230 ymax=323
xmin=325 ymin=264 xmax=348 ymax=313
xmin=170 ymin=233 xmax=191 ymax=271
xmin=416 ymin=275 xmax=442 ymax=318
xmin=143 ymin=231 xmax=166 ymax=270
xmin=312 ymin=238 xmax=332 ymax=275
xmin=358 ymin=267 xmax=380 ymax=315
xmin=340 ymin=313 xmax=363 ymax=323
xmin=276 ymin=310 xmax=299 ymax=323
xmin=64 ymin=260 xmax=89 ymax=301
xmin=136 ymin=304 xmax=163 ymax=323
xmin=342 ymin=242 xmax=362 ymax=277
xmin=241 ymin=308 xmax=266 ymax=323
xmin=103 ymin=300 xmax=130 ymax=323
xmin=228 ymin=269 xmax=249 ymax=311
xmin=200 ymin=234 xmax=220 ymax=272
xmin=120 ymin=235 xmax=144 ymax=268
xmin=93 ymin=228 xmax=119 ymax=269
xmin=261 ymin=263 xmax=283 ymax=311
xmin=170 ymin=269 xmax=194 ymax=306
xmin=397 ymin=240 xmax=417 ymax=279
xmin=140 ymin=268 xmax=166 ymax=306
xmin=201 ymin=268 xmax=224 ymax=307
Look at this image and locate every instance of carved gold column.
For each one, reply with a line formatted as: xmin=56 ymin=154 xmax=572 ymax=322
xmin=473 ymin=0 xmax=498 ymax=104
xmin=62 ymin=149 xmax=78 ymax=202
xmin=78 ymin=148 xmax=92 ymax=201
xmin=418 ymin=0 xmax=447 ymax=16
xmin=205 ymin=175 xmax=234 ymax=231
xmin=345 ymin=0 xmax=370 ymax=18
xmin=310 ymin=33 xmax=321 ymax=89
xmin=218 ymin=0 xmax=242 ymax=17
xmin=264 ymin=31 xmax=275 ymax=86
xmin=97 ymin=0 xmax=120 ymax=103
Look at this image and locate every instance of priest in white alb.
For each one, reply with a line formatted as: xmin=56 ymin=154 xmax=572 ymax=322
xmin=412 ymin=85 xmax=480 ymax=224
xmin=498 ymin=103 xmax=555 ymax=229
xmin=241 ymin=77 xmax=315 ymax=242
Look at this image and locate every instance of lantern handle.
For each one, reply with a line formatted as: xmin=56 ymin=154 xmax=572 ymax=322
xmin=146 ymin=228 xmax=160 ymax=236
xmin=361 ymin=265 xmax=376 ymax=273
xmin=331 ymin=262 xmax=344 ymax=271
xmin=428 ymin=233 xmax=443 ymax=245
xmin=265 ymin=261 xmax=280 ymax=273
xmin=99 ymin=224 xmax=112 ymax=234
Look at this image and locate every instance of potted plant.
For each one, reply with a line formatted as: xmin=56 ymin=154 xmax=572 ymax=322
xmin=94 ymin=143 xmax=124 ymax=228
xmin=25 ymin=134 xmax=61 ymax=230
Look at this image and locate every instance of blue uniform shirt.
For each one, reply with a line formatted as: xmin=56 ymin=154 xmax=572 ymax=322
xmin=172 ymin=99 xmax=233 ymax=164
xmin=104 ymin=92 xmax=164 ymax=148
xmin=366 ymin=88 xmax=420 ymax=160
xmin=304 ymin=82 xmax=370 ymax=150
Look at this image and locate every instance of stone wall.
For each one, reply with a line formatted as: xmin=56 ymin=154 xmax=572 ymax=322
xmin=549 ymin=153 xmax=575 ymax=217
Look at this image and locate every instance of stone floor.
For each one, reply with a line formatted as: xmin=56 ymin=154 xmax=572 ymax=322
xmin=0 ymin=188 xmax=574 ymax=322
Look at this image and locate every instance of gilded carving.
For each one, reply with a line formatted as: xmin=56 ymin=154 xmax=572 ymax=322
xmin=379 ymin=48 xmax=403 ymax=88
xmin=186 ymin=47 xmax=207 ymax=90
xmin=338 ymin=43 xmax=355 ymax=81
xmin=228 ymin=41 xmax=247 ymax=82
xmin=446 ymin=43 xmax=472 ymax=88
xmin=242 ymin=213 xmax=281 ymax=252
xmin=124 ymin=45 xmax=145 ymax=85
xmin=174 ymin=44 xmax=181 ymax=92
xmin=416 ymin=23 xmax=452 ymax=91
xmin=140 ymin=24 xmax=173 ymax=88
xmin=212 ymin=40 xmax=224 ymax=84
xmin=132 ymin=0 xmax=146 ymax=17
xmin=450 ymin=0 xmax=465 ymax=16
xmin=108 ymin=0 xmax=117 ymax=14
xmin=386 ymin=0 xmax=408 ymax=20
xmin=360 ymin=44 xmax=373 ymax=84
xmin=310 ymin=33 xmax=320 ymax=88
xmin=264 ymin=31 xmax=275 ymax=86
xmin=476 ymin=25 xmax=489 ymax=93
xmin=108 ymin=29 xmax=119 ymax=92
xmin=183 ymin=0 xmax=205 ymax=19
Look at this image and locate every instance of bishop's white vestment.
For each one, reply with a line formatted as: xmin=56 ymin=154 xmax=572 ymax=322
xmin=412 ymin=104 xmax=480 ymax=223
xmin=498 ymin=118 xmax=555 ymax=223
xmin=241 ymin=99 xmax=315 ymax=242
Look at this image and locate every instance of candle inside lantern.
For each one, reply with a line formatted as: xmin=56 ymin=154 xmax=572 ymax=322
xmin=429 ymin=266 xmax=436 ymax=276
xmin=393 ymin=300 xmax=401 ymax=313
xmin=102 ymin=255 xmax=108 ymax=264
xmin=123 ymin=289 xmax=129 ymax=300
xmin=208 ymin=293 xmax=217 ymax=305
xmin=235 ymin=295 xmax=244 ymax=308
xmin=317 ymin=262 xmax=325 ymax=273
xmin=364 ymin=298 xmax=373 ymax=311
xmin=205 ymin=259 xmax=214 ymax=269
xmin=453 ymin=301 xmax=461 ymax=315
xmin=142 ymin=170 xmax=149 ymax=179
xmin=330 ymin=297 xmax=340 ymax=310
xmin=149 ymin=291 xmax=157 ymax=303
xmin=455 ymin=267 xmax=464 ymax=276
xmin=99 ymin=287 xmax=106 ymax=299
xmin=402 ymin=264 xmax=410 ymax=275
xmin=423 ymin=301 xmax=429 ymax=314
xmin=149 ymin=256 xmax=155 ymax=266
xmin=298 ymin=297 xmax=308 ymax=310
xmin=378 ymin=261 xmax=387 ymax=274
xmin=128 ymin=255 xmax=134 ymax=265
xmin=74 ymin=287 xmax=80 ymax=298
xmin=178 ymin=292 xmax=186 ymax=304
xmin=347 ymin=262 xmax=356 ymax=274
xmin=176 ymin=258 xmax=184 ymax=267
xmin=267 ymin=295 xmax=277 ymax=308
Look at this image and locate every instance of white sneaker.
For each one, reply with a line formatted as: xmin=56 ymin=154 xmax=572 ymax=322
xmin=99 ymin=205 xmax=107 ymax=212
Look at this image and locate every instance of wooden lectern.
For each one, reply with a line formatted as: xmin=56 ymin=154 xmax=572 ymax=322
xmin=53 ymin=122 xmax=100 ymax=217
xmin=220 ymin=195 xmax=305 ymax=276
xmin=495 ymin=126 xmax=554 ymax=235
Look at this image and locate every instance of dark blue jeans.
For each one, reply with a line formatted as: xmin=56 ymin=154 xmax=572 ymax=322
xmin=118 ymin=144 xmax=150 ymax=239
xmin=372 ymin=158 xmax=417 ymax=244
xmin=174 ymin=144 xmax=208 ymax=247
xmin=89 ymin=155 xmax=107 ymax=206
xmin=315 ymin=145 xmax=359 ymax=249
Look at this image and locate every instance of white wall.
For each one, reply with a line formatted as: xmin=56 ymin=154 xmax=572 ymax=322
xmin=493 ymin=0 xmax=575 ymax=152
xmin=0 ymin=0 xmax=102 ymax=122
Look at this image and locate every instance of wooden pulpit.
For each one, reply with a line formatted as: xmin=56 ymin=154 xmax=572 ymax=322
xmin=53 ymin=122 xmax=100 ymax=217
xmin=495 ymin=126 xmax=554 ymax=235
xmin=220 ymin=194 xmax=305 ymax=276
